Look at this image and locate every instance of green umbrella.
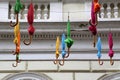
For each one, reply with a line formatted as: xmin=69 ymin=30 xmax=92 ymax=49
xmin=64 ymin=18 xmax=74 ymax=58
xmin=65 ymin=19 xmax=74 ymax=48
xmin=10 ymin=0 xmax=23 ymax=27
xmin=14 ymin=0 xmax=23 ymax=13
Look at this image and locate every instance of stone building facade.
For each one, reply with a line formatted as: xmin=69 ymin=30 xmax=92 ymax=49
xmin=0 ymin=0 xmax=120 ymax=80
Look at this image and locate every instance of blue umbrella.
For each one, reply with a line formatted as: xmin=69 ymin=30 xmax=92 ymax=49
xmin=59 ymin=33 xmax=66 ymax=66
xmin=96 ymin=37 xmax=103 ymax=65
xmin=61 ymin=33 xmax=66 ymax=58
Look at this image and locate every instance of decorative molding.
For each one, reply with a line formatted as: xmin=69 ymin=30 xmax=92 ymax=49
xmin=0 ymin=29 xmax=119 ymax=40
xmin=2 ymin=72 xmax=52 ymax=80
xmin=98 ymin=72 xmax=120 ymax=80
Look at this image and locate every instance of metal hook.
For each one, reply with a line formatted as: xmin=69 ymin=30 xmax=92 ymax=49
xmin=59 ymin=58 xmax=65 ymax=66
xmin=23 ymin=35 xmax=32 ymax=45
xmin=110 ymin=57 xmax=114 ymax=65
xmin=98 ymin=58 xmax=103 ymax=65
xmin=65 ymin=48 xmax=70 ymax=58
xmin=10 ymin=14 xmax=18 ymax=27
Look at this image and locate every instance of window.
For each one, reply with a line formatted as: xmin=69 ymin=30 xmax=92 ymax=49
xmin=98 ymin=73 xmax=120 ymax=80
xmin=2 ymin=72 xmax=52 ymax=80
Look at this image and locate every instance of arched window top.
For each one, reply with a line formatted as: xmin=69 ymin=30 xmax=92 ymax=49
xmin=98 ymin=73 xmax=120 ymax=80
xmin=2 ymin=72 xmax=52 ymax=80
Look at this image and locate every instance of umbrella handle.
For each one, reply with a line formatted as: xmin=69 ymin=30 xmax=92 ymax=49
xmin=23 ymin=35 xmax=32 ymax=45
xmin=110 ymin=57 xmax=114 ymax=65
xmin=53 ymin=58 xmax=59 ymax=65
xmin=12 ymin=61 xmax=18 ymax=67
xmin=12 ymin=55 xmax=20 ymax=67
xmin=10 ymin=14 xmax=18 ymax=27
xmin=59 ymin=58 xmax=65 ymax=66
xmin=64 ymin=48 xmax=70 ymax=58
xmin=98 ymin=58 xmax=103 ymax=65
xmin=93 ymin=35 xmax=96 ymax=48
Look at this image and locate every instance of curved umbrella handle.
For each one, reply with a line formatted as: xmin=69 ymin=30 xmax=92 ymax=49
xmin=110 ymin=57 xmax=114 ymax=65
xmin=12 ymin=61 xmax=19 ymax=67
xmin=59 ymin=58 xmax=65 ymax=66
xmin=23 ymin=35 xmax=32 ymax=45
xmin=64 ymin=48 xmax=70 ymax=58
xmin=53 ymin=53 xmax=59 ymax=65
xmin=98 ymin=58 xmax=103 ymax=65
xmin=12 ymin=55 xmax=20 ymax=67
xmin=10 ymin=14 xmax=18 ymax=27
xmin=93 ymin=35 xmax=96 ymax=48
xmin=53 ymin=58 xmax=59 ymax=65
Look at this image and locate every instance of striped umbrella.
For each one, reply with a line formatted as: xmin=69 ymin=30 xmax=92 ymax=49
xmin=12 ymin=21 xmax=21 ymax=67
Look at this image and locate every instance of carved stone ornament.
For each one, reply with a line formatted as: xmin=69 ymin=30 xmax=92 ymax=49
xmin=2 ymin=72 xmax=52 ymax=80
xmin=98 ymin=72 xmax=120 ymax=80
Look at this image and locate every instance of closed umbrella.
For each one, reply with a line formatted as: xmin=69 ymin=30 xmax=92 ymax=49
xmin=12 ymin=21 xmax=21 ymax=67
xmin=89 ymin=0 xmax=100 ymax=47
xmin=24 ymin=3 xmax=35 ymax=45
xmin=97 ymin=37 xmax=103 ymax=65
xmin=64 ymin=15 xmax=74 ymax=58
xmin=10 ymin=0 xmax=23 ymax=27
xmin=59 ymin=33 xmax=66 ymax=66
xmin=108 ymin=32 xmax=114 ymax=65
xmin=54 ymin=36 xmax=60 ymax=65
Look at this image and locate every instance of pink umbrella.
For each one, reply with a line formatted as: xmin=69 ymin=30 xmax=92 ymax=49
xmin=108 ymin=32 xmax=114 ymax=65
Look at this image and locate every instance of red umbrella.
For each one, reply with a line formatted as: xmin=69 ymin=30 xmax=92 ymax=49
xmin=89 ymin=0 xmax=100 ymax=47
xmin=108 ymin=32 xmax=114 ymax=65
xmin=89 ymin=1 xmax=97 ymax=47
xmin=23 ymin=3 xmax=35 ymax=45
